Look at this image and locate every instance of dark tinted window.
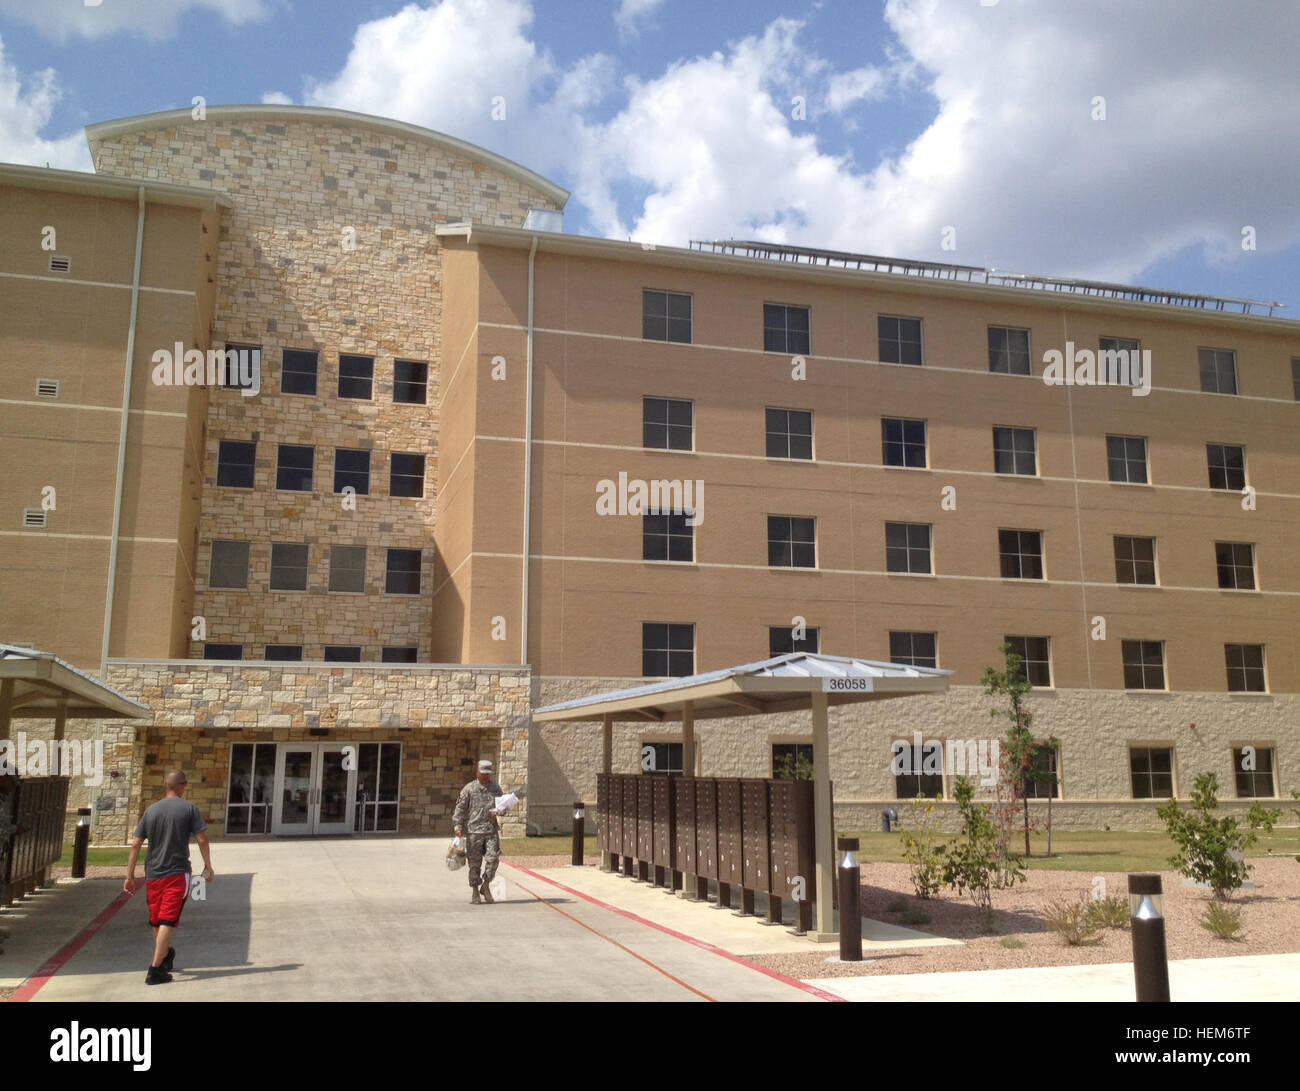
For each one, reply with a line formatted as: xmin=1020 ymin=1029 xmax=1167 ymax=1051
xmin=339 ymin=354 xmax=374 ymax=400
xmin=217 ymin=440 xmax=256 ymax=488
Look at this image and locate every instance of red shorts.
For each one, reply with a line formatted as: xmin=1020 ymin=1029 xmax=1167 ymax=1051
xmin=145 ymin=873 xmax=190 ymax=928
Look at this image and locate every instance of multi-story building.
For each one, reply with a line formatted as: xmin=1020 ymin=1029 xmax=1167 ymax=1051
xmin=2 ymin=105 xmax=1296 ymax=843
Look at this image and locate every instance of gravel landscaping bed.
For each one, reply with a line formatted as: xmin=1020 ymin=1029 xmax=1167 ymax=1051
xmin=740 ymin=859 xmax=1300 ymax=979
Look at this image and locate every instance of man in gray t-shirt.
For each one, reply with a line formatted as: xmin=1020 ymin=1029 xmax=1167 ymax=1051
xmin=125 ymin=770 xmax=214 ymax=986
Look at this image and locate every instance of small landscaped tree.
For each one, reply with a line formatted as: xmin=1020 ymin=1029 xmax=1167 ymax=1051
xmin=982 ymin=641 xmax=1059 ymax=860
xmin=942 ymin=775 xmax=1024 ymax=930
xmin=1157 ymin=772 xmax=1281 ymax=899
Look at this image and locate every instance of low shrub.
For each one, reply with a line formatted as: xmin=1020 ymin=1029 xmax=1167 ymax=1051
xmin=999 ymin=936 xmax=1026 ymax=949
xmin=1040 ymin=895 xmax=1101 ymax=946
xmin=899 ymin=904 xmax=931 ymax=926
xmin=899 ymin=796 xmax=946 ymax=900
xmin=1201 ymin=902 xmax=1246 ymax=941
xmin=1086 ymin=894 xmax=1130 ymax=930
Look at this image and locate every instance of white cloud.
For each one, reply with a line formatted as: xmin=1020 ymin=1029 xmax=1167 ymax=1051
xmin=0 ymin=0 xmax=273 ymax=41
xmin=0 ymin=35 xmax=91 ymax=170
xmin=826 ymin=66 xmax=885 ymax=112
xmin=261 ymin=90 xmax=293 ymax=105
xmin=304 ymin=0 xmax=551 ymax=157
xmin=297 ymin=0 xmax=1300 ymax=282
xmin=614 ymin=0 xmax=664 ymax=42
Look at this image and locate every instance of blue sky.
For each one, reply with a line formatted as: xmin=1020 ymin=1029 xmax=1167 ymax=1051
xmin=2 ymin=0 xmax=1297 ymax=316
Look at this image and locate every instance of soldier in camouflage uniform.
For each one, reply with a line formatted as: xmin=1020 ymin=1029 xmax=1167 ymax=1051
xmin=453 ymin=759 xmax=502 ymax=904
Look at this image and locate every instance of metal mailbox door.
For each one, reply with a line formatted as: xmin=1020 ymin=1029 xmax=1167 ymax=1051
xmin=652 ymin=776 xmax=673 ymax=867
xmin=694 ymin=778 xmax=717 ymax=879
xmin=611 ymin=775 xmax=625 ymax=856
xmin=741 ymin=778 xmax=771 ymax=891
xmin=636 ymin=776 xmax=655 ymax=863
xmin=716 ymin=778 xmax=742 ymax=884
xmin=596 ymin=773 xmax=608 ymax=853
xmin=672 ymin=777 xmax=695 ymax=872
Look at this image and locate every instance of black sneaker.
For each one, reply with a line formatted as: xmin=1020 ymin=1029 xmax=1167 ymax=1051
xmin=481 ymin=880 xmax=494 ymax=904
xmin=145 ymin=965 xmax=173 ymax=986
xmin=162 ymin=947 xmax=175 ymax=973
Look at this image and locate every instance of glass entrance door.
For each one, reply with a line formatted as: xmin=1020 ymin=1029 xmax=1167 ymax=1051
xmin=272 ymin=743 xmax=358 ymax=835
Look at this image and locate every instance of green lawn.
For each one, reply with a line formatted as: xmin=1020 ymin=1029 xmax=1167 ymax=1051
xmin=57 ymin=845 xmax=134 ymax=867
xmin=842 ymin=827 xmax=1300 ymax=872
xmin=501 ymin=835 xmax=598 ymax=857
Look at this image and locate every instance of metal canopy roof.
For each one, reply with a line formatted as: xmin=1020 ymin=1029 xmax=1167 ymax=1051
xmin=0 ymin=645 xmax=150 ymax=721
xmin=533 ymin=652 xmax=952 ymax=723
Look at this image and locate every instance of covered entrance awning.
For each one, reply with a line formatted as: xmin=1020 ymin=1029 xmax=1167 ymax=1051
xmin=0 ymin=644 xmax=149 ymax=756
xmin=534 ymin=652 xmax=952 ymax=939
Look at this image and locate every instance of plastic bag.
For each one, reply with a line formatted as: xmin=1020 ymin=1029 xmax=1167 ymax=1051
xmin=445 ymin=837 xmax=466 ymax=870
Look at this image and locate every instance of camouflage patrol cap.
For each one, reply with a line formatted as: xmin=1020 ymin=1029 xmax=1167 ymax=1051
xmin=478 ymin=759 xmax=494 ymax=773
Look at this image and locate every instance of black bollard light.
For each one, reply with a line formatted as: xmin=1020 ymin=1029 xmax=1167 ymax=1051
xmin=838 ymin=837 xmax=862 ymax=962
xmin=571 ymin=802 xmax=585 ymax=866
xmin=1129 ymin=873 xmax=1170 ymax=1002
xmin=71 ymin=808 xmax=92 ymax=878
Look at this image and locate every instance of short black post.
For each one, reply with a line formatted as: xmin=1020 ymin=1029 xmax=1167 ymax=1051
xmin=571 ymin=802 xmax=585 ymax=866
xmin=70 ymin=808 xmax=92 ymax=879
xmin=1129 ymin=873 xmax=1170 ymax=1002
xmin=838 ymin=837 xmax=862 ymax=962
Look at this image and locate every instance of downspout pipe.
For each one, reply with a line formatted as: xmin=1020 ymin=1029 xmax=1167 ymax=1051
xmin=520 ymin=234 xmax=538 ymax=665
xmin=101 ymin=186 xmax=146 ymax=677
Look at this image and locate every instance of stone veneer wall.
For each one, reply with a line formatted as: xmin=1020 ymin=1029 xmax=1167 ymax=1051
xmin=90 ymin=114 xmax=562 ymax=661
xmin=47 ymin=660 xmax=534 ymax=843
xmin=530 ymin=677 xmax=1299 ymax=834
xmin=16 ymin=720 xmax=140 ymax=844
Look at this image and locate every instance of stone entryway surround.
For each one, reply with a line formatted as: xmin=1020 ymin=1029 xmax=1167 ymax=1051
xmin=99 ymin=660 xmax=531 ymax=839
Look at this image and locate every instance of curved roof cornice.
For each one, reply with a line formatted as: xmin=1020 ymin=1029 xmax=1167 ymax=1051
xmin=84 ymin=104 xmax=569 ymax=207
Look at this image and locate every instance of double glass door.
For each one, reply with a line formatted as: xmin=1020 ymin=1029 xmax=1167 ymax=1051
xmin=273 ymin=743 xmax=356 ymax=835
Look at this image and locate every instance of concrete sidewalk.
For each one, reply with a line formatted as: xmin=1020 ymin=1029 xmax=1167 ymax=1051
xmin=7 ymin=840 xmax=825 ymax=1002
xmin=804 ymin=953 xmax=1300 ymax=1002
xmin=520 ymin=862 xmax=957 ymax=956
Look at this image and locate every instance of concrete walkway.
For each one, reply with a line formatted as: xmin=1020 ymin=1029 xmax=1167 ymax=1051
xmin=523 ymin=862 xmax=957 ymax=956
xmin=805 ymin=953 xmax=1300 ymax=1002
xmin=6 ymin=840 xmax=824 ymax=1003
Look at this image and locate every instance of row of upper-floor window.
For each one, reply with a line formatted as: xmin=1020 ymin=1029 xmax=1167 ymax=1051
xmin=209 ymin=411 xmax=1257 ymax=498
xmin=219 ymin=343 xmax=428 ymax=402
xmin=644 ymin=512 xmax=1268 ymax=590
xmin=648 ymin=398 xmax=1258 ymax=488
xmin=643 ymin=292 xmax=1300 ymax=396
xmin=203 ymin=643 xmax=417 ymax=663
xmin=197 ymin=623 xmax=1270 ymax=695
xmin=647 ymin=624 xmax=1272 ymax=694
xmin=207 ymin=542 xmax=424 ymax=595
xmin=214 ymin=442 xmax=425 ymax=496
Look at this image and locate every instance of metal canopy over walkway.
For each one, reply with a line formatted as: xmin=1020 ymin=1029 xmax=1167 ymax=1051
xmin=535 ymin=652 xmax=952 ymax=939
xmin=689 ymin=239 xmax=1286 ymax=316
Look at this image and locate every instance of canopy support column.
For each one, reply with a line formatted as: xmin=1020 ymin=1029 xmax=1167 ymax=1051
xmin=601 ymin=713 xmax=612 ymax=774
xmin=53 ymin=699 xmax=67 ymax=775
xmin=811 ymin=689 xmax=836 ymax=940
xmin=0 ymin=679 xmax=13 ymax=742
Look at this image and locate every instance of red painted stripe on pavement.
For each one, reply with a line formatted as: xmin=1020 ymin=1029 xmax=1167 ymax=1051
xmin=501 ymin=858 xmax=843 ymax=1002
xmin=509 ymin=875 xmax=716 ymax=1001
xmin=8 ymin=888 xmax=137 ymax=1003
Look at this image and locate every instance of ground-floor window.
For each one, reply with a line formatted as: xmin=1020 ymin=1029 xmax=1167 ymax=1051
xmin=1129 ymin=746 xmax=1174 ymax=798
xmin=1024 ymin=745 xmax=1060 ymax=799
xmin=772 ymin=742 xmax=813 ymax=779
xmin=1233 ymin=746 xmax=1276 ymax=798
xmin=226 ymin=743 xmax=277 ymax=833
xmin=356 ymin=742 xmax=402 ymax=831
xmin=641 ymin=741 xmax=684 ymax=775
